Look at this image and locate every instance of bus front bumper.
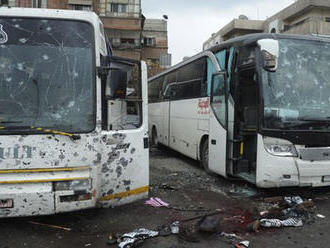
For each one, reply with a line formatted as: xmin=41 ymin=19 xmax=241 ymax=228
xmin=0 ymin=183 xmax=95 ymax=218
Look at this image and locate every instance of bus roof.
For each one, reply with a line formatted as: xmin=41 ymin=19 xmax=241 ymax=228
xmin=209 ymin=33 xmax=330 ymax=53
xmin=0 ymin=6 xmax=100 ymax=25
xmin=149 ymin=33 xmax=330 ymax=82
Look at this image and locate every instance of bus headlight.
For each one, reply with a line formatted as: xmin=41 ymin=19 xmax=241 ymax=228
xmin=263 ymin=137 xmax=298 ymax=157
xmin=54 ymin=179 xmax=92 ymax=191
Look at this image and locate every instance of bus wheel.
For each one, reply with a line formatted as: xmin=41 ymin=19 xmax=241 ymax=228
xmin=200 ymin=139 xmax=212 ymax=174
xmin=151 ymin=127 xmax=158 ymax=147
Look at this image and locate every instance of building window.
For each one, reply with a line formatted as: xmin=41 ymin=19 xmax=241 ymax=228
xmin=8 ymin=0 xmax=16 ymax=7
xmin=326 ymin=17 xmax=330 ymax=22
xmin=120 ymin=38 xmax=135 ymax=44
xmin=109 ymin=3 xmax=127 ymax=13
xmin=32 ymin=0 xmax=47 ymax=8
xmin=72 ymin=4 xmax=92 ymax=11
xmin=144 ymin=37 xmax=156 ymax=47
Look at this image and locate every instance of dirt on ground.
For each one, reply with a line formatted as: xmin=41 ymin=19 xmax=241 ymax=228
xmin=1 ymin=147 xmax=330 ymax=248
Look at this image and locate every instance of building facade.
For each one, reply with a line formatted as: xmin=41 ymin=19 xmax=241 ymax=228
xmin=203 ymin=0 xmax=330 ymax=50
xmin=142 ymin=19 xmax=170 ymax=76
xmin=203 ymin=17 xmax=264 ymax=50
xmin=4 ymin=0 xmax=171 ymax=74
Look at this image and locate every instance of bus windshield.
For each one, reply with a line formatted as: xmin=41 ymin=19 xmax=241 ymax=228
xmin=0 ymin=18 xmax=95 ymax=133
xmin=262 ymin=38 xmax=330 ymax=131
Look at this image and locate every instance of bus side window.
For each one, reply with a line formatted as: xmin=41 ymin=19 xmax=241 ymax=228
xmin=163 ymin=71 xmax=177 ymax=96
xmin=176 ymin=57 xmax=206 ymax=99
xmin=163 ymin=84 xmax=177 ymax=100
xmin=148 ymin=76 xmax=164 ymax=103
xmin=105 ymin=59 xmax=143 ymax=130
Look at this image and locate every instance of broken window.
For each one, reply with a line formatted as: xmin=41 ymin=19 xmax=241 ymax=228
xmin=0 ymin=18 xmax=95 ymax=133
xmin=262 ymin=39 xmax=330 ymax=130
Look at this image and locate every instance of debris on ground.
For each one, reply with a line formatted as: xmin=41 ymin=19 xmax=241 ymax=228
xmin=317 ymin=214 xmax=326 ymax=219
xmin=260 ymin=218 xmax=303 ymax=227
xmin=28 ymin=221 xmax=72 ymax=231
xmin=198 ymin=215 xmax=222 ymax=232
xmin=248 ymin=195 xmax=316 ymax=231
xmin=144 ymin=197 xmax=169 ymax=208
xmin=234 ymin=240 xmax=250 ymax=248
xmin=159 ymin=183 xmax=179 ymax=191
xmin=116 ymin=228 xmax=159 ymax=248
xmin=170 ymin=221 xmax=180 ymax=234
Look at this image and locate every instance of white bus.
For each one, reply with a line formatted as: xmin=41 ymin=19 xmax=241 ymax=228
xmin=149 ymin=33 xmax=330 ymax=188
xmin=0 ymin=7 xmax=149 ymax=217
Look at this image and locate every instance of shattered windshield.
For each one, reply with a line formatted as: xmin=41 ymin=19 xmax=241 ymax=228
xmin=0 ymin=18 xmax=95 ymax=133
xmin=262 ymin=39 xmax=330 ymax=131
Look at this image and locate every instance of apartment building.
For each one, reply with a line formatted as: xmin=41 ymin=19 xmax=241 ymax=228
xmin=142 ymin=19 xmax=170 ymax=76
xmin=203 ymin=0 xmax=330 ymax=50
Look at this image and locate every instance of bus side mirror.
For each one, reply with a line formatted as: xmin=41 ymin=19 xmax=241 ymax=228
xmin=258 ymin=39 xmax=279 ymax=72
xmin=262 ymin=50 xmax=278 ymax=72
xmin=109 ymin=69 xmax=127 ymax=99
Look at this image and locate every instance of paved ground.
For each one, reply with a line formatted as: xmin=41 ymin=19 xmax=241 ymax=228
xmin=1 ymin=147 xmax=330 ymax=248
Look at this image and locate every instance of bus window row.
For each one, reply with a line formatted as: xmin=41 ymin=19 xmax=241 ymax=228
xmin=148 ymin=57 xmax=207 ymax=102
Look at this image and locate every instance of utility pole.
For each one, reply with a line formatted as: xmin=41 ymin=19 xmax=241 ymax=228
xmin=92 ymin=0 xmax=99 ymax=15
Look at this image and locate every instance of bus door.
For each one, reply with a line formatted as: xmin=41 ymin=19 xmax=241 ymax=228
xmin=208 ymin=72 xmax=228 ymax=176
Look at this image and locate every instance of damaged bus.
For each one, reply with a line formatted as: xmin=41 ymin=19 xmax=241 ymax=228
xmin=0 ymin=7 xmax=148 ymax=217
xmin=149 ymin=33 xmax=330 ymax=188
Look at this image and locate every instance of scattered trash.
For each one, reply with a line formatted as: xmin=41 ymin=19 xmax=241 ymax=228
xmin=145 ymin=197 xmax=169 ymax=208
xmin=198 ymin=215 xmax=221 ymax=233
xmin=235 ymin=240 xmax=250 ymax=248
xmin=284 ymin=196 xmax=304 ymax=206
xmin=107 ymin=233 xmax=120 ymax=245
xmin=28 ymin=221 xmax=72 ymax=231
xmin=84 ymin=244 xmax=91 ymax=247
xmin=159 ymin=183 xmax=178 ymax=191
xmin=220 ymin=232 xmax=242 ymax=240
xmin=117 ymin=228 xmax=158 ymax=248
xmin=260 ymin=218 xmax=303 ymax=227
xmin=157 ymin=225 xmax=172 ymax=237
xmin=170 ymin=221 xmax=180 ymax=234
xmin=317 ymin=214 xmax=326 ymax=219
xmin=264 ymin=196 xmax=283 ymax=203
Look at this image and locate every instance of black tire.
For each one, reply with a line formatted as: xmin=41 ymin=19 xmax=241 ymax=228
xmin=200 ymin=138 xmax=213 ymax=174
xmin=151 ymin=127 xmax=159 ymax=147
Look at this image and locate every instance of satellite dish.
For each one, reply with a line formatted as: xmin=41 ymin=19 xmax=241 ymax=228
xmin=163 ymin=15 xmax=168 ymax=20
xmin=238 ymin=15 xmax=249 ymax=20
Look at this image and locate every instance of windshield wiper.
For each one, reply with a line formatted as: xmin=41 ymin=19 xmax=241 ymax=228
xmin=0 ymin=121 xmax=23 ymax=124
xmin=281 ymin=120 xmax=330 ymax=130
xmin=30 ymin=126 xmax=81 ymax=141
xmin=298 ymin=116 xmax=330 ymax=122
xmin=0 ymin=125 xmax=81 ymax=140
